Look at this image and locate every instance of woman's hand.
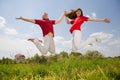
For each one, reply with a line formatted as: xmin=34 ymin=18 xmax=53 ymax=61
xmin=103 ymin=18 xmax=110 ymax=23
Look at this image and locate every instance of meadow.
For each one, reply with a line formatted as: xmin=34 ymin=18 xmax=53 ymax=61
xmin=0 ymin=50 xmax=120 ymax=80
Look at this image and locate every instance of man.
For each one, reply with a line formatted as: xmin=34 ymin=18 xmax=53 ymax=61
xmin=16 ymin=12 xmax=65 ymax=55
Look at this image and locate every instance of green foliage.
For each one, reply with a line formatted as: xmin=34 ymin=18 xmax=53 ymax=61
xmin=0 ymin=57 xmax=13 ymax=64
xmin=59 ymin=51 xmax=69 ymax=58
xmin=70 ymin=52 xmax=82 ymax=57
xmin=0 ymin=58 xmax=120 ymax=80
xmin=0 ymin=50 xmax=120 ymax=80
xmin=30 ymin=54 xmax=47 ymax=64
xmin=47 ymin=54 xmax=58 ymax=63
xmin=84 ymin=50 xmax=103 ymax=58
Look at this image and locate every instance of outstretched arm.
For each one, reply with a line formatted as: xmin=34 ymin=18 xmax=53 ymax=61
xmin=16 ymin=16 xmax=35 ymax=23
xmin=88 ymin=18 xmax=110 ymax=23
xmin=65 ymin=16 xmax=71 ymax=24
xmin=55 ymin=11 xmax=66 ymax=24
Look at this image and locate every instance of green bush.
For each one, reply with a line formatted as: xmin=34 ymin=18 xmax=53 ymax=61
xmin=70 ymin=52 xmax=82 ymax=57
xmin=84 ymin=50 xmax=103 ymax=58
xmin=59 ymin=51 xmax=69 ymax=58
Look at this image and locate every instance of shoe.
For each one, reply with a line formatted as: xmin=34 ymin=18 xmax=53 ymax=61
xmin=96 ymin=38 xmax=101 ymax=42
xmin=28 ymin=38 xmax=35 ymax=42
xmin=28 ymin=38 xmax=43 ymax=43
xmin=38 ymin=40 xmax=42 ymax=43
xmin=88 ymin=43 xmax=93 ymax=46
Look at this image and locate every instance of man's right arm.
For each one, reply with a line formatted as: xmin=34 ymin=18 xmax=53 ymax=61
xmin=16 ymin=16 xmax=35 ymax=23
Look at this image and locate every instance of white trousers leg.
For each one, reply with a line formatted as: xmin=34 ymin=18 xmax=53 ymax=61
xmin=33 ymin=35 xmax=55 ymax=55
xmin=48 ymin=37 xmax=55 ymax=54
xmin=72 ymin=30 xmax=96 ymax=52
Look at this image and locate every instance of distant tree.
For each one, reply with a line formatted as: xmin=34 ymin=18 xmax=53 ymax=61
xmin=59 ymin=51 xmax=69 ymax=58
xmin=69 ymin=52 xmax=82 ymax=57
xmin=84 ymin=50 xmax=103 ymax=58
xmin=1 ymin=57 xmax=13 ymax=64
xmin=114 ymin=56 xmax=120 ymax=58
xmin=33 ymin=54 xmax=40 ymax=63
xmin=47 ymin=54 xmax=58 ymax=63
xmin=32 ymin=54 xmax=47 ymax=64
xmin=39 ymin=56 xmax=47 ymax=64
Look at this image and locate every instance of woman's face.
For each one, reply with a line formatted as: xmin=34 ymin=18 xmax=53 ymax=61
xmin=76 ymin=10 xmax=82 ymax=17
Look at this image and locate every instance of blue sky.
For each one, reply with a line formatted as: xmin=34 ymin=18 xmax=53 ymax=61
xmin=0 ymin=0 xmax=120 ymax=59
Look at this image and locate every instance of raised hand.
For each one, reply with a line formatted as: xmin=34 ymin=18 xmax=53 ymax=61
xmin=64 ymin=11 xmax=67 ymax=16
xmin=104 ymin=18 xmax=110 ymax=23
xmin=16 ymin=16 xmax=23 ymax=20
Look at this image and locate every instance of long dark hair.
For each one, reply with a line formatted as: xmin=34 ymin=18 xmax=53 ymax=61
xmin=66 ymin=8 xmax=83 ymax=19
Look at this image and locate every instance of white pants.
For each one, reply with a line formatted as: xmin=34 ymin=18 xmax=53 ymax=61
xmin=33 ymin=35 xmax=55 ymax=55
xmin=72 ymin=30 xmax=96 ymax=52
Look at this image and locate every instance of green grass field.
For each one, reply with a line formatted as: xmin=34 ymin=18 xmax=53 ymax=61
xmin=0 ymin=51 xmax=120 ymax=80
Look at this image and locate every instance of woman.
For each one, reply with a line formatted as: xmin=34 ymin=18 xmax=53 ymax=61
xmin=65 ymin=8 xmax=110 ymax=52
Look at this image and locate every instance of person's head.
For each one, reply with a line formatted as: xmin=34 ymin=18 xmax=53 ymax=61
xmin=66 ymin=8 xmax=83 ymax=19
xmin=75 ymin=8 xmax=83 ymax=17
xmin=42 ymin=12 xmax=48 ymax=19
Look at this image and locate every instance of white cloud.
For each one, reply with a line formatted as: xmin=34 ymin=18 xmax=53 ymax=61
xmin=0 ymin=16 xmax=19 ymax=36
xmin=0 ymin=37 xmax=40 ymax=59
xmin=54 ymin=32 xmax=120 ymax=57
xmin=54 ymin=36 xmax=71 ymax=48
xmin=26 ymin=33 xmax=120 ymax=57
xmin=86 ymin=15 xmax=90 ymax=18
xmin=108 ymin=39 xmax=120 ymax=46
xmin=62 ymin=40 xmax=71 ymax=48
xmin=0 ymin=16 xmax=6 ymax=28
xmin=90 ymin=32 xmax=113 ymax=42
xmin=0 ymin=32 xmax=119 ymax=59
xmin=4 ymin=28 xmax=18 ymax=35
xmin=81 ymin=43 xmax=120 ymax=57
xmin=97 ymin=45 xmax=120 ymax=57
xmin=0 ymin=16 xmax=42 ymax=59
xmin=86 ymin=12 xmax=97 ymax=18
xmin=54 ymin=36 xmax=72 ymax=52
xmin=91 ymin=12 xmax=96 ymax=18
xmin=54 ymin=36 xmax=64 ymax=42
xmin=0 ymin=36 xmax=70 ymax=59
xmin=0 ymin=16 xmax=18 ymax=35
xmin=81 ymin=32 xmax=120 ymax=57
xmin=55 ymin=47 xmax=64 ymax=53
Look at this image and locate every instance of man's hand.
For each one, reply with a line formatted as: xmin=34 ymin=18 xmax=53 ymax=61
xmin=64 ymin=11 xmax=67 ymax=16
xmin=61 ymin=11 xmax=67 ymax=17
xmin=16 ymin=16 xmax=23 ymax=20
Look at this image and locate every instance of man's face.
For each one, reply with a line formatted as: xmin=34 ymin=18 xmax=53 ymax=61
xmin=42 ymin=12 xmax=48 ymax=19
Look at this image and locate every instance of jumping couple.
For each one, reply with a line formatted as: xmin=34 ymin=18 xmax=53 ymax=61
xmin=16 ymin=8 xmax=110 ymax=55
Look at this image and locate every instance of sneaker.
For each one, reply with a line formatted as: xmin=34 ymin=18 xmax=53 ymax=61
xmin=28 ymin=38 xmax=35 ymax=42
xmin=38 ymin=40 xmax=43 ymax=43
xmin=96 ymin=38 xmax=101 ymax=42
xmin=28 ymin=38 xmax=42 ymax=43
xmin=88 ymin=43 xmax=93 ymax=46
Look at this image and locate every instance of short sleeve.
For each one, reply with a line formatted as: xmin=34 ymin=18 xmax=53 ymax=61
xmin=70 ymin=20 xmax=74 ymax=24
xmin=50 ymin=20 xmax=55 ymax=24
xmin=35 ymin=19 xmax=42 ymax=25
xmin=82 ymin=16 xmax=89 ymax=21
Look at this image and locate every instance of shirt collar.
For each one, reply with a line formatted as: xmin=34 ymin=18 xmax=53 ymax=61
xmin=42 ymin=18 xmax=49 ymax=20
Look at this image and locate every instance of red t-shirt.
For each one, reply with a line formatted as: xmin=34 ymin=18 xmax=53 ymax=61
xmin=35 ymin=18 xmax=55 ymax=37
xmin=70 ymin=16 xmax=88 ymax=33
